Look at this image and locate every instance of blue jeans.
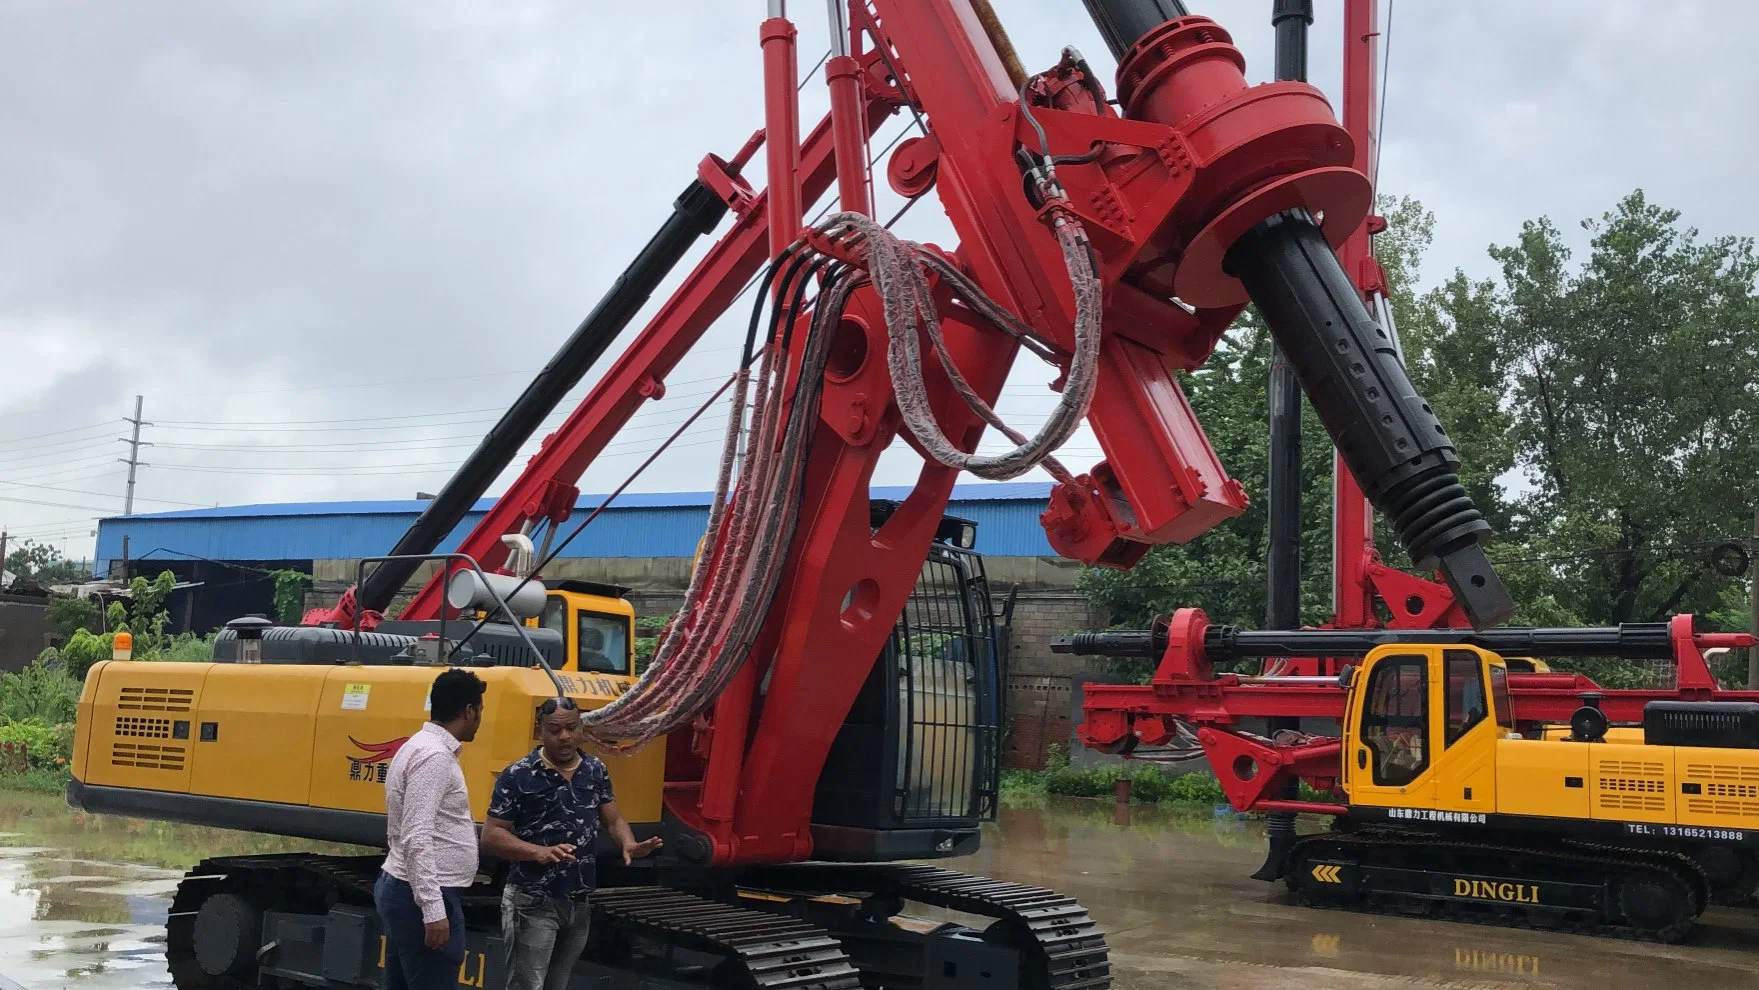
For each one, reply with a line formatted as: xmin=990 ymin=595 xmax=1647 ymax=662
xmin=374 ymin=872 xmax=466 ymax=990
xmin=501 ymin=886 xmax=592 ymax=990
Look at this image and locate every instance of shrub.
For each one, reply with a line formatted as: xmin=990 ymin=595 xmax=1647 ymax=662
xmin=146 ymin=633 xmax=214 ymax=662
xmin=0 ymin=718 xmax=72 ymax=770
xmin=54 ymin=628 xmax=115 ymax=679
xmin=0 ymin=658 xmax=81 ymax=726
xmin=44 ymin=594 xmax=101 ymax=640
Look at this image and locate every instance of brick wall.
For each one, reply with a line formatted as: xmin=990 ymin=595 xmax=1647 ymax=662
xmin=1000 ymin=590 xmax=1109 ymax=770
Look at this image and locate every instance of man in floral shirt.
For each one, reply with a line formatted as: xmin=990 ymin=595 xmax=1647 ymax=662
xmin=482 ymin=696 xmax=661 ymax=990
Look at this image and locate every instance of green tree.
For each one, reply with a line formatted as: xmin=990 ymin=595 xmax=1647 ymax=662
xmin=1436 ymin=191 xmax=1759 ymax=624
xmin=4 ymin=539 xmax=88 ymax=587
xmin=44 ymin=593 xmax=101 ymax=640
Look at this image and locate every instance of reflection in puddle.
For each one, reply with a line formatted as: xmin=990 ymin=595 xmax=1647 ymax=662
xmin=0 ymin=790 xmax=370 ymax=989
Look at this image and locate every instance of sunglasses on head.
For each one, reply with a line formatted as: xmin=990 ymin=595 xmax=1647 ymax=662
xmin=538 ymin=697 xmax=579 ymax=718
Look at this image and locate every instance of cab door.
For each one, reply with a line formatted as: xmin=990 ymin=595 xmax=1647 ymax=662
xmin=1344 ymin=649 xmax=1437 ymax=809
xmin=538 ymin=593 xmax=576 ymax=671
xmin=1425 ymin=648 xmax=1500 ymax=816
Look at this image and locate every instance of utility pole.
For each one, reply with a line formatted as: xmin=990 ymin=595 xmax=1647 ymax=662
xmin=0 ymin=530 xmax=8 ymax=590
xmin=118 ymin=395 xmax=151 ymax=516
xmin=1748 ymin=505 xmax=1759 ymax=689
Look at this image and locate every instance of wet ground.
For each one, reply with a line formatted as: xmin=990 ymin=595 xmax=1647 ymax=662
xmin=0 ymin=789 xmax=1753 ymax=988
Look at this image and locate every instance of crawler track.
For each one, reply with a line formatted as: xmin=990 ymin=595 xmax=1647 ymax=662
xmin=1287 ymin=830 xmax=1709 ymax=943
xmin=749 ymin=863 xmax=1111 ymax=990
xmin=592 ymin=886 xmax=862 ymax=990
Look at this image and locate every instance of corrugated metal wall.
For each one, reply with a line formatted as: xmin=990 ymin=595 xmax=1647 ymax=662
xmin=95 ymin=484 xmax=1059 ymax=574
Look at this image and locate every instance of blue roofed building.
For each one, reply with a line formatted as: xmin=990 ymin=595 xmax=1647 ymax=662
xmin=96 ymin=481 xmax=1077 ymax=595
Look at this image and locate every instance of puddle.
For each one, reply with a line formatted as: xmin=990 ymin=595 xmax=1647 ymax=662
xmin=0 ymin=790 xmax=367 ymax=990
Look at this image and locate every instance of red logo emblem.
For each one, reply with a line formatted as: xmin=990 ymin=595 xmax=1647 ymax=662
xmin=349 ymin=736 xmax=408 ymax=765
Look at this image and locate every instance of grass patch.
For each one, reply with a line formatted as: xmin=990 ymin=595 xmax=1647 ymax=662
xmin=1007 ymin=744 xmax=1331 ymax=810
xmin=0 ymin=767 xmax=73 ymax=795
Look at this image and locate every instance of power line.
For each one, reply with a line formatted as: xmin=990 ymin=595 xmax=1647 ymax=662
xmin=0 ymin=420 xmax=120 ymax=446
xmin=0 ymin=478 xmax=205 ymax=508
xmin=0 ymin=423 xmax=126 ymax=453
xmin=0 ymin=492 xmax=120 ymax=513
xmin=1373 ymin=0 xmax=1395 ymax=186
xmin=174 ymin=367 xmax=543 ymax=399
xmin=0 ymin=433 xmax=125 ymax=463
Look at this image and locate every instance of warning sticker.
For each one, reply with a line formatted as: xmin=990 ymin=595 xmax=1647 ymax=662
xmin=341 ymin=683 xmax=372 ymax=711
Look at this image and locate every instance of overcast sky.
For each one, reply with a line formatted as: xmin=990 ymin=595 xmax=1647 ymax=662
xmin=2 ymin=1 xmax=1755 ymax=559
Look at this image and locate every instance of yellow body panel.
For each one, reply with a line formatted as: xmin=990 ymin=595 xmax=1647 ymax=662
xmin=76 ymin=660 xmax=665 ymax=828
xmin=1429 ymin=648 xmax=1501 ymax=816
xmin=1675 ymin=748 xmax=1759 ymax=829
xmin=1494 ymin=738 xmax=1590 ymax=818
xmin=191 ymin=666 xmax=327 ymax=805
xmin=82 ymin=662 xmax=207 ymax=794
xmin=1588 ymin=741 xmax=1674 ymax=824
xmin=1537 ymin=725 xmax=1643 ymax=743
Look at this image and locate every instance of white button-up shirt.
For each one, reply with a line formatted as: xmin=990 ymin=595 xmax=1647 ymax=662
xmin=382 ymin=722 xmax=478 ymax=922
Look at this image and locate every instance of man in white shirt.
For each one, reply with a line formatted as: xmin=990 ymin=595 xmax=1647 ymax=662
xmin=374 ymin=668 xmax=487 ymax=990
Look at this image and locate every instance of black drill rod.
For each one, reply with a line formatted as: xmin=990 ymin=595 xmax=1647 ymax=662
xmin=1079 ymin=0 xmax=1190 ymax=59
xmin=1054 ymin=622 xmax=1677 ymax=662
xmin=1263 ymin=0 xmax=1314 ymax=635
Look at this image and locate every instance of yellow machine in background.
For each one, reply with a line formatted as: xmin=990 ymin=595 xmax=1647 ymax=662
xmin=71 ymin=578 xmax=657 ymax=841
xmin=1288 ymin=642 xmax=1759 ymax=940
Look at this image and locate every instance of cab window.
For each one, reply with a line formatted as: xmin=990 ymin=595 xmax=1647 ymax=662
xmin=578 ymin=612 xmax=630 ymax=675
xmin=1489 ymin=663 xmax=1516 ymax=731
xmin=539 ymin=597 xmax=567 ymax=639
xmin=1361 ymin=655 xmax=1428 ymax=786
xmin=1444 ymin=650 xmax=1488 ymax=746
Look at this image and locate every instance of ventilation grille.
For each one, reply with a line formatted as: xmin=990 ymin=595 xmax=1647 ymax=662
xmin=1685 ymin=763 xmax=1759 ymax=783
xmin=1598 ymin=792 xmax=1665 ymax=812
xmin=115 ymin=717 xmax=171 ymax=739
xmin=118 ymin=687 xmax=194 ymax=713
xmin=111 ymin=742 xmax=187 ymax=771
xmin=1686 ymin=797 xmax=1759 ymax=819
xmin=1598 ymin=759 xmax=1666 ymax=778
xmin=1600 ymin=777 xmax=1665 ymax=793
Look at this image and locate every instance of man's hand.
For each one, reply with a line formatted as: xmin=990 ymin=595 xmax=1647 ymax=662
xmin=423 ymin=917 xmax=449 ymax=950
xmin=533 ymin=843 xmax=577 ymax=865
xmin=622 ymin=835 xmax=664 ymax=865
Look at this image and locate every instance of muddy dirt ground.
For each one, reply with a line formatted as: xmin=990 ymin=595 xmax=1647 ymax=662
xmin=0 ymin=790 xmax=1752 ymax=989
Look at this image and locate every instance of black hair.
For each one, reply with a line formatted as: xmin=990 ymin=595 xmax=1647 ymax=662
xmin=430 ymin=668 xmax=487 ymax=723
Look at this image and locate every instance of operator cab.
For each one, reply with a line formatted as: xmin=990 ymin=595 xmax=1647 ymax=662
xmin=536 ymin=580 xmax=636 ymax=676
xmin=1344 ymin=645 xmax=1515 ymax=814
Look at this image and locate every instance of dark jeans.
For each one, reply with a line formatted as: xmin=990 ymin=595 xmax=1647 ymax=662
xmin=501 ymin=886 xmax=592 ymax=990
xmin=374 ymin=872 xmax=466 ymax=990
